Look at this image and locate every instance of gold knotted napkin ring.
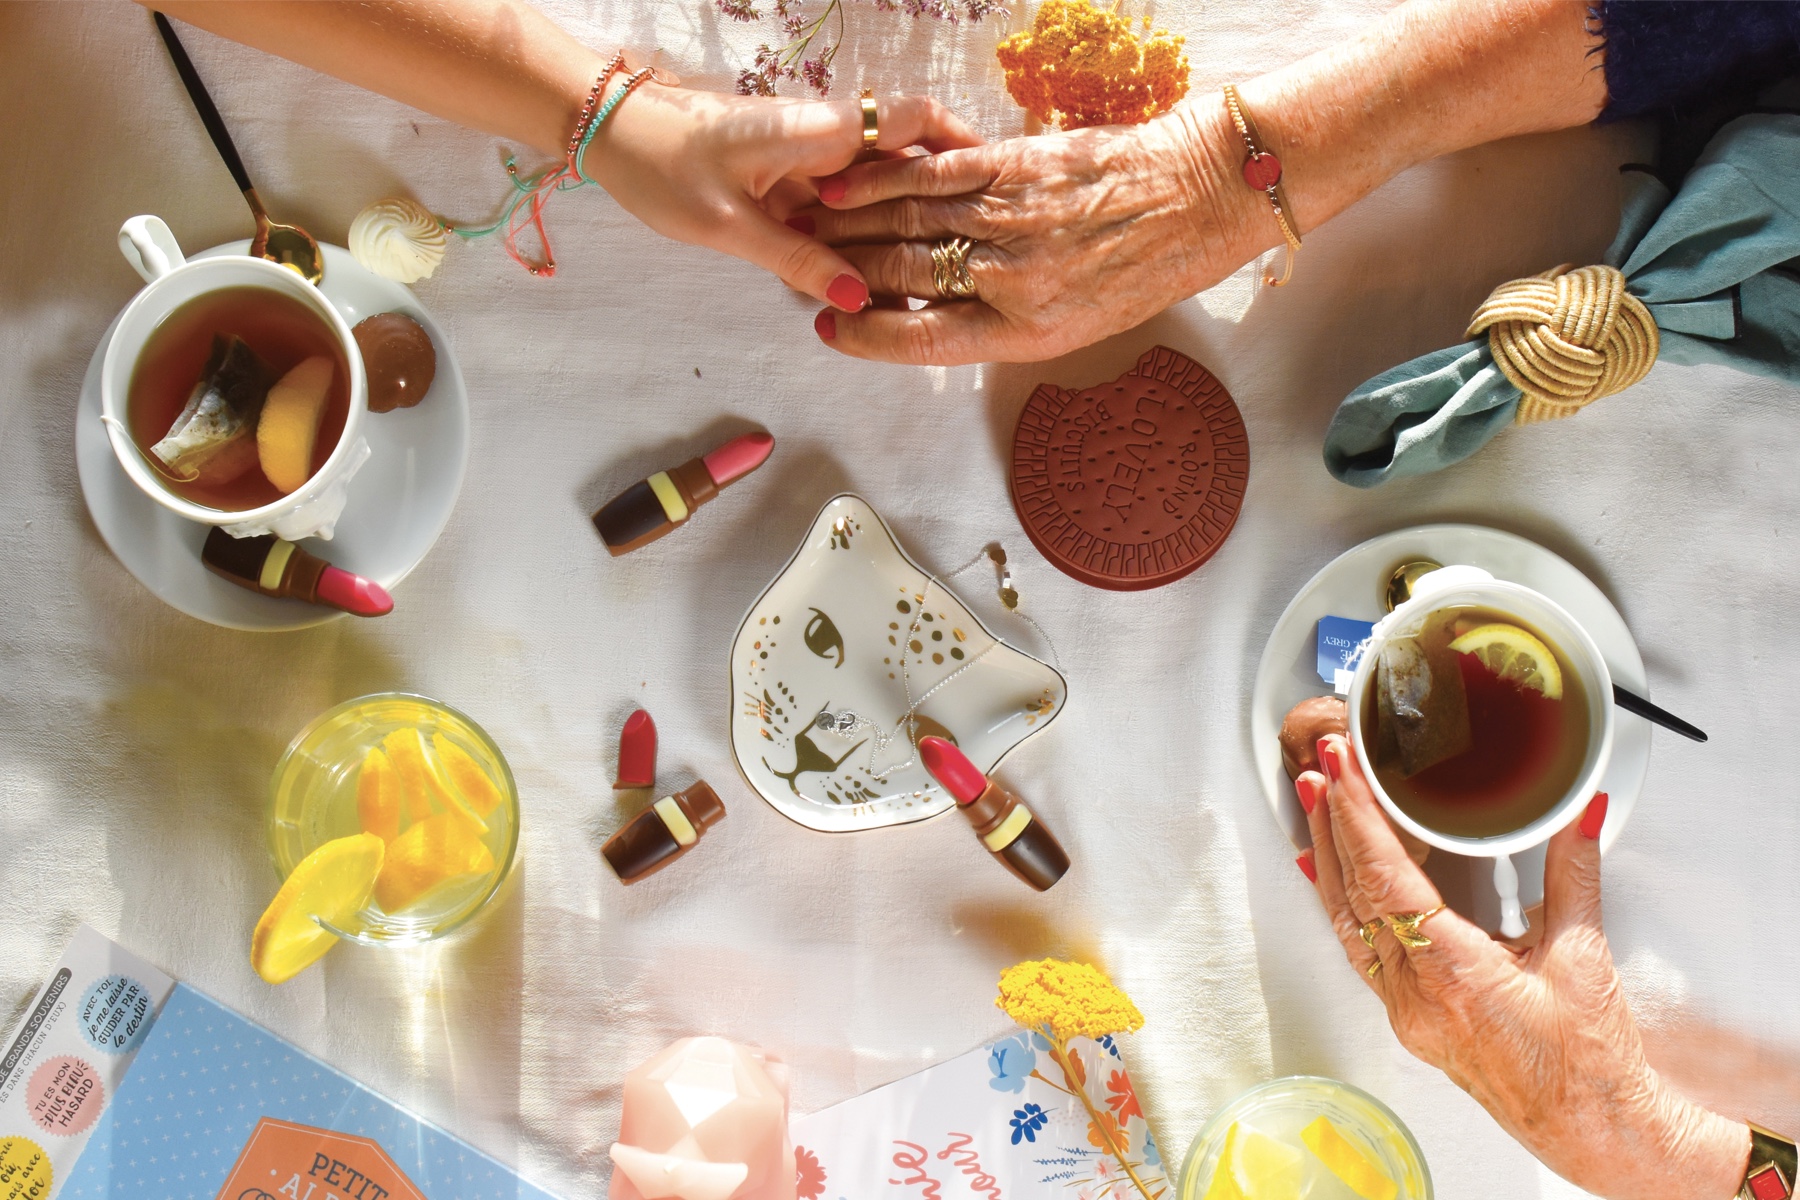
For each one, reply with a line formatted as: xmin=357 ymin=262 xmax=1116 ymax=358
xmin=1466 ymin=264 xmax=1660 ymax=425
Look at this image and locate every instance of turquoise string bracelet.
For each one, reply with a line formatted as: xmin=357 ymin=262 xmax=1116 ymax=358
xmin=449 ymin=53 xmax=657 ymax=277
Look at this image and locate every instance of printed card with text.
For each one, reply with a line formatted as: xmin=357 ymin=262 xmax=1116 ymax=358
xmin=791 ymin=1034 xmax=1167 ymax=1200
xmin=0 ymin=925 xmax=175 ymax=1200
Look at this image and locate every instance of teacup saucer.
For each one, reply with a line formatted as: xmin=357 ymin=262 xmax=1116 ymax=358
xmin=1250 ymin=524 xmax=1651 ymax=934
xmin=74 ymin=241 xmax=468 ymax=631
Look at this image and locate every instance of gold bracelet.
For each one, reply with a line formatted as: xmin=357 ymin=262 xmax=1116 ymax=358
xmin=1222 ymin=83 xmax=1301 ymax=288
xmin=1742 ymin=1124 xmax=1797 ymax=1200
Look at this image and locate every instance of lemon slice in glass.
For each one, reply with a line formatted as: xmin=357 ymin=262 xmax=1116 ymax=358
xmin=1448 ymin=622 xmax=1563 ymax=700
xmin=1205 ymin=1122 xmax=1307 ymax=1200
xmin=251 ymin=833 xmax=385 ymax=984
xmin=1302 ymin=1116 xmax=1397 ymax=1200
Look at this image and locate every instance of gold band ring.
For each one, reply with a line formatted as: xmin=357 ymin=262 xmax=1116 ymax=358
xmin=859 ymin=89 xmax=879 ymax=150
xmin=1366 ymin=960 xmax=1383 ymax=979
xmin=931 ymin=236 xmax=979 ymax=299
xmin=1358 ymin=919 xmax=1384 ymax=949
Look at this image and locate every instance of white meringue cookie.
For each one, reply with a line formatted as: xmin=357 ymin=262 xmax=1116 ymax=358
xmin=348 ymin=197 xmax=448 ymax=283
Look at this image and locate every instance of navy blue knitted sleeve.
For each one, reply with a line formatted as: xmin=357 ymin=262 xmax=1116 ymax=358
xmin=1598 ymin=1 xmax=1800 ymax=121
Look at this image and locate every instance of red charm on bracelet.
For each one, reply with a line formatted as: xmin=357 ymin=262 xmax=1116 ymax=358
xmin=1242 ymin=151 xmax=1282 ymax=191
xmin=1749 ymin=1164 xmax=1791 ymax=1200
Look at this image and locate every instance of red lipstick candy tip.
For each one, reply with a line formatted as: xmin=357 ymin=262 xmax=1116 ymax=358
xmin=918 ymin=736 xmax=988 ymax=805
xmin=702 ymin=431 xmax=775 ymax=487
xmin=614 ymin=708 xmax=657 ymax=789
xmin=316 ymin=566 xmax=393 ymax=617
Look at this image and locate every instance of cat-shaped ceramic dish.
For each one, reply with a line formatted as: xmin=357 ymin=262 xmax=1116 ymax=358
xmin=730 ymin=494 xmax=1067 ymax=832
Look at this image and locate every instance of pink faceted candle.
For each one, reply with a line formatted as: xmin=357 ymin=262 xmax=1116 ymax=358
xmin=609 ymin=1037 xmax=795 ymax=1200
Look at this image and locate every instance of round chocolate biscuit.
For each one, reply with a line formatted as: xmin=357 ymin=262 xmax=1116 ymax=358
xmin=1009 ymin=346 xmax=1248 ymax=591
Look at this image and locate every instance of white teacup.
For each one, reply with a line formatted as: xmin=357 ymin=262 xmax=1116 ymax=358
xmin=102 ymin=215 xmax=369 ymax=541
xmin=1346 ymin=565 xmax=1615 ymax=937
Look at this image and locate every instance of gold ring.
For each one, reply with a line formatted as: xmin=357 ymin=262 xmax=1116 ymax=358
xmin=860 ymin=89 xmax=879 ymax=150
xmin=1366 ymin=960 xmax=1383 ymax=979
xmin=931 ymin=236 xmax=978 ymax=299
xmin=1357 ymin=919 xmax=1383 ymax=949
xmin=1384 ymin=904 xmax=1448 ymax=949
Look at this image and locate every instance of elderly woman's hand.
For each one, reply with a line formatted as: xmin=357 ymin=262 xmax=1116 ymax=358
xmin=795 ymin=107 xmax=1259 ymax=364
xmin=1299 ymin=735 xmax=1748 ymax=1200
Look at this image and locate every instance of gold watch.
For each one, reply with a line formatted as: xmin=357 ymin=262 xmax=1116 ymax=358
xmin=1742 ymin=1124 xmax=1798 ymax=1200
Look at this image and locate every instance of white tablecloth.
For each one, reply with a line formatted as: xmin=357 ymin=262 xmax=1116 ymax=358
xmin=4 ymin=3 xmax=1798 ymax=1197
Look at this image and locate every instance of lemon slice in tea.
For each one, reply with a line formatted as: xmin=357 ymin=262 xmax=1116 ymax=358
xmin=384 ymin=727 xmax=489 ymax=833
xmin=1302 ymin=1115 xmax=1397 ymax=1200
xmin=1449 ymin=622 xmax=1563 ymax=700
xmin=251 ymin=833 xmax=385 ymax=984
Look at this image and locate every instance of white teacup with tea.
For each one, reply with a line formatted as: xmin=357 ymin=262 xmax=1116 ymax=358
xmin=1346 ymin=565 xmax=1616 ymax=938
xmin=101 ymin=215 xmax=369 ymax=541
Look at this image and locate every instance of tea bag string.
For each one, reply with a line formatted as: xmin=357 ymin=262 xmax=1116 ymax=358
xmin=815 ymin=543 xmax=1058 ymax=783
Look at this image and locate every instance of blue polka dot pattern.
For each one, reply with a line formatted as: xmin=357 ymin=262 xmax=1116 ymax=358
xmin=59 ymin=987 xmax=562 ymax=1200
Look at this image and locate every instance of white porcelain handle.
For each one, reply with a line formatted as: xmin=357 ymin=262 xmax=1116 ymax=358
xmin=118 ymin=216 xmax=185 ymax=282
xmin=1494 ymin=853 xmax=1528 ymax=939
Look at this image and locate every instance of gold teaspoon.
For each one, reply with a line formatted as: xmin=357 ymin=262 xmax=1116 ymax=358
xmin=153 ymin=13 xmax=323 ymax=284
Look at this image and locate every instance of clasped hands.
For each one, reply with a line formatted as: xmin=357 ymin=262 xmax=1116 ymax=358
xmin=595 ymin=87 xmax=1265 ymax=366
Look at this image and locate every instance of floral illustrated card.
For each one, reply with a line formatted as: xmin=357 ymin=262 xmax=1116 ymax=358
xmin=791 ymin=1033 xmax=1168 ymax=1200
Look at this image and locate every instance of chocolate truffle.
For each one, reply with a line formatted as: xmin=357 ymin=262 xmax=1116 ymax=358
xmin=353 ymin=312 xmax=436 ymax=412
xmin=1280 ymin=695 xmax=1348 ymax=780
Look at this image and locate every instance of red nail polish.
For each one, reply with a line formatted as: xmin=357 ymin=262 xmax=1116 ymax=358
xmin=1579 ymin=791 xmax=1610 ymax=840
xmin=1296 ymin=851 xmax=1317 ymax=883
xmin=826 ymin=274 xmax=868 ymax=312
xmin=1317 ymin=738 xmax=1340 ymax=783
xmin=814 ymin=310 xmax=836 ymax=340
xmin=785 ymin=214 xmax=816 ymax=236
xmin=818 ymin=177 xmax=848 ymax=204
xmin=1296 ymin=775 xmax=1321 ymax=816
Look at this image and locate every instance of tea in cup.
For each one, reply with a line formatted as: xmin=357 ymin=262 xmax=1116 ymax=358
xmin=1347 ymin=566 xmax=1615 ymax=936
xmin=102 ymin=216 xmax=369 ymax=541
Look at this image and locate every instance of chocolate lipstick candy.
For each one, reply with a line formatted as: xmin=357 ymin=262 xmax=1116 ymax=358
xmin=592 ymin=431 xmax=774 ymax=556
xmin=603 ymin=781 xmax=726 ymax=884
xmin=201 ymin=528 xmax=393 ymax=617
xmin=918 ymin=736 xmax=1070 ymax=892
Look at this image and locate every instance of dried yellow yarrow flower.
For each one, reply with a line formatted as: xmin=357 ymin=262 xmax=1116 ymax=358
xmin=995 ymin=0 xmax=1190 ymax=130
xmin=996 ymin=958 xmax=1145 ymax=1043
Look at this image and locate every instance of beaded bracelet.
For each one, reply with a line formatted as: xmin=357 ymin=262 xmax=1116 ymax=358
xmin=1222 ymin=83 xmax=1302 ymax=288
xmin=574 ymin=67 xmax=657 ymax=186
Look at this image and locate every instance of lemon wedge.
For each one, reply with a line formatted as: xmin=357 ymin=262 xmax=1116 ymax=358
xmin=356 ymin=747 xmax=401 ymax=841
xmin=1302 ymin=1116 xmax=1397 ymax=1200
xmin=252 ymin=833 xmax=385 ymax=984
xmin=383 ymin=727 xmax=489 ymax=833
xmin=374 ymin=810 xmax=496 ymax=913
xmin=1230 ymin=1123 xmax=1305 ymax=1198
xmin=1449 ymin=622 xmax=1563 ymax=700
xmin=1201 ymin=1125 xmax=1245 ymax=1200
xmin=432 ymin=732 xmax=504 ymax=818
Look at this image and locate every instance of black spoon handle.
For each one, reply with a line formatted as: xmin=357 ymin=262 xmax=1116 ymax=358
xmin=152 ymin=11 xmax=255 ymax=194
xmin=1614 ymin=684 xmax=1708 ymax=743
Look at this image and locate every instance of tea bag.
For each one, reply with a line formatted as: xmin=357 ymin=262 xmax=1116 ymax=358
xmin=1375 ymin=634 xmax=1472 ymax=777
xmin=151 ymin=335 xmax=270 ymax=483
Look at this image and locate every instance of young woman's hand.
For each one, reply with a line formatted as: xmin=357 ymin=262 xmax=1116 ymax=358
xmin=586 ymin=87 xmax=982 ymax=311
xmin=1299 ymin=736 xmax=1750 ymax=1200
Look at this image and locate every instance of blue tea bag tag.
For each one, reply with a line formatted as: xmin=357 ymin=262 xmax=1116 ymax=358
xmin=1317 ymin=616 xmax=1375 ymax=694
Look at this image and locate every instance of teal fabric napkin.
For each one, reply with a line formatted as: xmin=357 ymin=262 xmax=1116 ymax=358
xmin=1324 ymin=113 xmax=1800 ymax=487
